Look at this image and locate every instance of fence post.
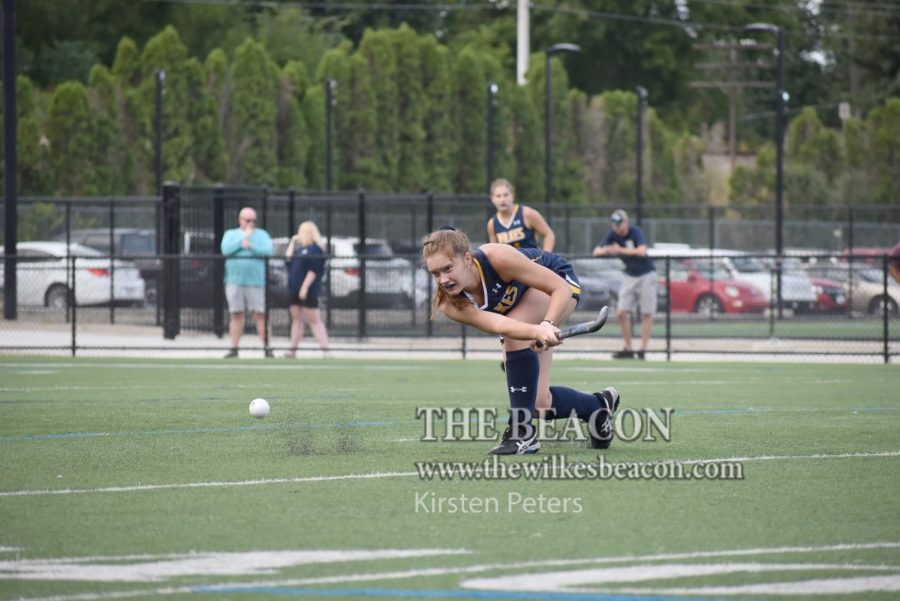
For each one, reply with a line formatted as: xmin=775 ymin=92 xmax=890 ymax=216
xmin=70 ymin=255 xmax=77 ymax=357
xmin=884 ymin=255 xmax=890 ymax=365
xmin=358 ymin=190 xmax=367 ymax=339
xmin=162 ymin=182 xmax=181 ymax=339
xmin=213 ymin=184 xmax=225 ymax=337
xmin=108 ymin=199 xmax=116 ymax=325
xmin=325 ymin=198 xmax=333 ymax=330
xmin=665 ymin=256 xmax=671 ymax=361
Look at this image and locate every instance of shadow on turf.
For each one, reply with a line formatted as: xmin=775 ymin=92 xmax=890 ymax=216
xmin=274 ymin=410 xmax=362 ymax=456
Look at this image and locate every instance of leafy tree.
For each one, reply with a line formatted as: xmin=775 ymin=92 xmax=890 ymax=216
xmin=230 ymin=38 xmax=279 ymax=185
xmin=864 ymin=97 xmax=900 ymax=204
xmin=730 ymin=144 xmax=774 ymax=207
xmin=787 ymin=107 xmax=844 ymax=184
xmin=673 ymin=132 xmax=711 ymax=205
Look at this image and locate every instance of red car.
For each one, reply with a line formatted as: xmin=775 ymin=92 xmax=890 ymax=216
xmin=810 ymin=277 xmax=847 ymax=313
xmin=660 ymin=259 xmax=769 ymax=315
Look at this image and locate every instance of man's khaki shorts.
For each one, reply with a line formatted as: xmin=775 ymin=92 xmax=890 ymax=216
xmin=618 ymin=271 xmax=657 ymax=316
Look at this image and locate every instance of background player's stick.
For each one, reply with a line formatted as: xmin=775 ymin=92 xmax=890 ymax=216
xmin=535 ymin=305 xmax=610 ymax=347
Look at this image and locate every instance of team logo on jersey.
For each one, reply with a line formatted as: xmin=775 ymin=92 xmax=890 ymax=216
xmin=496 ymin=228 xmax=526 ymax=245
xmin=510 ymin=386 xmax=528 ymax=393
xmin=492 ymin=282 xmax=503 ymax=294
xmin=492 ymin=285 xmax=519 ymax=314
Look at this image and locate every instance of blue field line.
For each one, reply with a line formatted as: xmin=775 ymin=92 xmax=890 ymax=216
xmin=193 ymin=585 xmax=732 ymax=601
xmin=3 ymin=406 xmax=897 ymax=443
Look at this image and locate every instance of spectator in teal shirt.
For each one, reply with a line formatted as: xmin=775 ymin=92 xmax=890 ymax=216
xmin=220 ymin=207 xmax=274 ymax=358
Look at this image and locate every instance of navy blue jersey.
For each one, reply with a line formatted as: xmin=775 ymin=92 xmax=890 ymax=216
xmin=602 ymin=224 xmax=655 ymax=276
xmin=288 ymin=243 xmax=325 ymax=299
xmin=465 ymin=248 xmax=581 ymax=315
xmin=492 ymin=205 xmax=538 ymax=249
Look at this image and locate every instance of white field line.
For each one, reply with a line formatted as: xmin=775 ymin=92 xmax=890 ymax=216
xmin=12 ymin=542 xmax=900 ymax=601
xmin=0 ymin=362 xmax=420 ymax=371
xmin=2 ymin=450 xmax=899 ymax=498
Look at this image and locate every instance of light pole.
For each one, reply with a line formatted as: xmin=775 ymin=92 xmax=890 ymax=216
xmin=325 ymin=78 xmax=337 ymax=191
xmin=743 ymin=23 xmax=785 ymax=258
xmin=154 ymin=70 xmax=165 ymax=196
xmin=744 ymin=23 xmax=786 ymax=315
xmin=487 ymin=82 xmax=498 ymax=194
xmin=544 ymin=43 xmax=580 ymax=212
xmin=4 ymin=0 xmax=17 ymax=320
xmin=635 ymin=86 xmax=648 ymax=226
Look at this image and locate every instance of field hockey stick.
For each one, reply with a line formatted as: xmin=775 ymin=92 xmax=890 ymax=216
xmin=536 ymin=305 xmax=610 ymax=347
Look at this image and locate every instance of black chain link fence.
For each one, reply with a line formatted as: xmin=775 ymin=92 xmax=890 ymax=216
xmin=1 ymin=186 xmax=897 ymax=361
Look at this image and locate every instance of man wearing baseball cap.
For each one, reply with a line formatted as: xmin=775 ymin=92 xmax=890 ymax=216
xmin=593 ymin=209 xmax=657 ymax=359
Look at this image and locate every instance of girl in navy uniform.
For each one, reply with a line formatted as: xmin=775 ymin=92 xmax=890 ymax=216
xmin=487 ymin=179 xmax=555 ymax=251
xmin=422 ymin=227 xmax=619 ymax=455
xmin=284 ymin=221 xmax=329 ymax=357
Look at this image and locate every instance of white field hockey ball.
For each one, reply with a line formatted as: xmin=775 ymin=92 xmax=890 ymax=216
xmin=249 ymin=398 xmax=270 ymax=418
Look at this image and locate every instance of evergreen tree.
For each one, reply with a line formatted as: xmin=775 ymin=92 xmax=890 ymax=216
xmin=276 ymin=60 xmax=310 ymax=188
xmin=391 ymin=25 xmax=427 ymax=192
xmin=231 ymin=38 xmax=279 ymax=185
xmin=419 ymin=36 xmax=456 ymax=193
xmin=204 ymin=48 xmax=231 ymax=181
xmin=185 ymin=58 xmax=225 ymax=183
xmin=316 ymin=42 xmax=355 ymax=188
xmin=47 ymin=82 xmax=95 ymax=194
xmin=14 ymin=76 xmax=54 ymax=195
xmin=88 ymin=64 xmax=128 ymax=195
xmin=140 ymin=26 xmax=195 ymax=186
xmin=359 ymin=29 xmax=399 ymax=190
xmin=302 ymin=83 xmax=326 ymax=189
xmin=509 ymin=83 xmax=543 ymax=204
xmin=454 ymin=47 xmax=487 ymax=194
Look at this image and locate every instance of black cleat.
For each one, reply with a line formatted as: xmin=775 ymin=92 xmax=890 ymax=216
xmin=223 ymin=349 xmax=238 ymax=359
xmin=612 ymin=350 xmax=634 ymax=359
xmin=636 ymin=351 xmax=646 ymax=360
xmin=590 ymin=387 xmax=620 ymax=450
xmin=489 ymin=425 xmax=540 ymax=455
xmin=264 ymin=348 xmax=274 ymax=358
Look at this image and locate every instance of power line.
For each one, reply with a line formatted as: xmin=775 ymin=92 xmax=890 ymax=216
xmin=686 ymin=0 xmax=900 ymax=19
xmin=135 ymin=0 xmax=900 ymax=42
xmin=529 ymin=2 xmax=900 ymax=42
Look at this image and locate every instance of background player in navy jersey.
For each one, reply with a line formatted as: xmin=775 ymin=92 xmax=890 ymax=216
xmin=422 ymin=227 xmax=619 ymax=455
xmin=486 ymin=178 xmax=555 ymax=251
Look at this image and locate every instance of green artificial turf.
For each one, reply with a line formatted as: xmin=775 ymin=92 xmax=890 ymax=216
xmin=1 ymin=357 xmax=899 ymax=600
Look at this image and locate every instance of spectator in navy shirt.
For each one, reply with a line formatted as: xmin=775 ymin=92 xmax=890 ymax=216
xmin=593 ymin=210 xmax=657 ymax=359
xmin=284 ymin=221 xmax=329 ymax=357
